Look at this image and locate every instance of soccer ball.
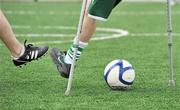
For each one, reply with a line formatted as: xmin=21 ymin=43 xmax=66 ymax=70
xmin=104 ymin=59 xmax=135 ymax=90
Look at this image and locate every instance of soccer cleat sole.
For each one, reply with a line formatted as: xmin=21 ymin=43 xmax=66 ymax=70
xmin=50 ymin=48 xmax=69 ymax=78
xmin=50 ymin=48 xmax=61 ymax=66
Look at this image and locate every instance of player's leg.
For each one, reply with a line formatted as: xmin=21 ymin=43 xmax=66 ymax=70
xmin=0 ymin=10 xmax=23 ymax=58
xmin=64 ymin=0 xmax=95 ymax=64
xmin=51 ymin=0 xmax=94 ymax=78
xmin=65 ymin=0 xmax=122 ymax=62
xmin=0 ymin=10 xmax=48 ymax=66
xmin=51 ymin=0 xmax=122 ymax=78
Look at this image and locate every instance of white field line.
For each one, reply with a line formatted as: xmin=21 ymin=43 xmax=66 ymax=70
xmin=16 ymin=33 xmax=180 ymax=37
xmin=12 ymin=25 xmax=76 ymax=29
xmin=1 ymin=25 xmax=180 ymax=45
xmin=16 ymin=34 xmax=74 ymax=37
xmin=0 ymin=25 xmax=128 ymax=45
xmin=1 ymin=32 xmax=179 ymax=46
xmin=1 ymin=32 xmax=180 ymax=45
xmin=12 ymin=25 xmax=180 ymax=37
xmin=15 ymin=33 xmax=112 ymax=38
xmin=12 ymin=25 xmax=129 ymax=38
xmin=31 ymin=32 xmax=180 ymax=45
xmin=4 ymin=10 xmax=180 ymax=16
xmin=14 ymin=32 xmax=180 ymax=38
xmin=31 ymin=27 xmax=129 ymax=44
xmin=130 ymin=33 xmax=180 ymax=37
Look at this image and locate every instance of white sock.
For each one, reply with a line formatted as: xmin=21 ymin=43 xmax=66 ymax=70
xmin=64 ymin=41 xmax=88 ymax=64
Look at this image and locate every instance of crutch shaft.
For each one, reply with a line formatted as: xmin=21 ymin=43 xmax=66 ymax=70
xmin=65 ymin=0 xmax=88 ymax=96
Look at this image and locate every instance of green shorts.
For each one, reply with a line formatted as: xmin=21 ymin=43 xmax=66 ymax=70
xmin=88 ymin=0 xmax=122 ymax=21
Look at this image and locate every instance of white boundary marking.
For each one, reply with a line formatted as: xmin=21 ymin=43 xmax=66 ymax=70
xmin=0 ymin=25 xmax=129 ymax=45
xmin=130 ymin=33 xmax=180 ymax=37
xmin=1 ymin=25 xmax=180 ymax=46
xmin=12 ymin=25 xmax=129 ymax=38
xmin=4 ymin=10 xmax=180 ymax=16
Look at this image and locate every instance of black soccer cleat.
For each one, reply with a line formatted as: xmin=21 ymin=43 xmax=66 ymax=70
xmin=50 ymin=48 xmax=71 ymax=78
xmin=13 ymin=40 xmax=48 ymax=66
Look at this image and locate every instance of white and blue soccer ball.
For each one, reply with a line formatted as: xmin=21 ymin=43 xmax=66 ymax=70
xmin=104 ymin=59 xmax=135 ymax=90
